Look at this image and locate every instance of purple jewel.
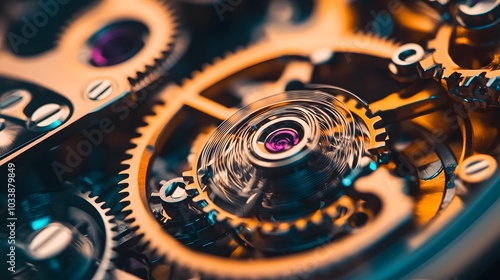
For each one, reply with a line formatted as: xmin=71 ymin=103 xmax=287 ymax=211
xmin=264 ymin=129 xmax=300 ymax=153
xmin=89 ymin=22 xmax=147 ymax=67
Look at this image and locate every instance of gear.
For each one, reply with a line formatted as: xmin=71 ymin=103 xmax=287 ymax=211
xmin=418 ymin=24 xmax=500 ymax=109
xmin=0 ymin=0 xmax=180 ymax=164
xmin=56 ymin=0 xmax=180 ymax=93
xmin=184 ymin=89 xmax=386 ymax=236
xmin=117 ymin=3 xmax=416 ymax=277
xmin=2 ymin=190 xmax=117 ymax=280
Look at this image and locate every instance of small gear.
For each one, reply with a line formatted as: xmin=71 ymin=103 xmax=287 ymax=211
xmin=2 ymin=190 xmax=117 ymax=280
xmin=418 ymin=25 xmax=500 ymax=109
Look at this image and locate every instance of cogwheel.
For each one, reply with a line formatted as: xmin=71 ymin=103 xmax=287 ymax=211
xmin=119 ymin=1 xmax=405 ymax=277
xmin=80 ymin=191 xmax=117 ymax=280
xmin=307 ymin=84 xmax=388 ymax=155
xmin=2 ymin=190 xmax=117 ymax=280
xmin=418 ymin=24 xmax=500 ymax=108
xmin=183 ymin=89 xmax=386 ymax=237
xmin=56 ymin=0 xmax=180 ymax=94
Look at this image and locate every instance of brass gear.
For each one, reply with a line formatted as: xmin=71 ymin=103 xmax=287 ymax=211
xmin=55 ymin=0 xmax=180 ymax=93
xmin=0 ymin=0 xmax=179 ymax=95
xmin=0 ymin=0 xmax=180 ymax=164
xmin=119 ymin=1 xmax=411 ymax=278
xmin=183 ymin=88 xmax=387 ymax=236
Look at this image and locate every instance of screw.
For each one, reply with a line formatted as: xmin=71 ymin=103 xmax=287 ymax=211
xmin=157 ymin=178 xmax=188 ymax=203
xmin=0 ymin=89 xmax=28 ymax=109
xmin=85 ymin=79 xmax=114 ymax=101
xmin=28 ymin=222 xmax=73 ymax=260
xmin=457 ymin=154 xmax=497 ymax=185
xmin=464 ymin=158 xmax=491 ymax=175
xmin=29 ymin=103 xmax=69 ymax=130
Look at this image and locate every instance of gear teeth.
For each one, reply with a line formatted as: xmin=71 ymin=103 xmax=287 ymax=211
xmin=261 ymin=222 xmax=275 ymax=234
xmin=370 ymin=115 xmax=383 ymax=128
xmin=216 ymin=214 xmax=231 ymax=224
xmin=374 ymin=128 xmax=388 ymax=141
xmin=329 ymin=89 xmax=389 ymax=157
xmin=117 ymin=23 xmax=402 ymax=278
xmin=129 ymin=2 xmax=182 ymax=93
xmin=189 ymin=69 xmax=203 ymax=82
xmin=294 ymin=218 xmax=308 ymax=231
xmin=200 ymin=63 xmax=212 ymax=72
xmin=335 ymin=94 xmax=346 ymax=103
xmin=184 ymin=184 xmax=197 ymax=192
xmin=73 ymin=190 xmax=118 ymax=279
xmin=202 ymin=204 xmax=216 ymax=213
xmin=53 ymin=1 xmax=98 ymax=46
xmin=350 ymin=31 xmax=401 ymax=58
xmin=310 ymin=210 xmax=324 ymax=225
xmin=191 ymin=194 xmax=205 ymax=203
xmin=324 ymin=204 xmax=337 ymax=218
xmin=345 ymin=98 xmax=359 ymax=110
xmin=277 ymin=222 xmax=291 ymax=233
xmin=440 ymin=71 xmax=500 ymax=108
xmin=178 ymin=44 xmax=259 ymax=91
xmin=118 ymin=193 xmax=131 ymax=205
xmin=55 ymin=0 xmax=180 ymax=95
xmin=423 ymin=24 xmax=500 ymax=108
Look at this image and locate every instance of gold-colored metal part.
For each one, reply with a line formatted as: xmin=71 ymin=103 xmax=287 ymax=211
xmin=418 ymin=24 xmax=500 ymax=108
xmin=0 ymin=0 xmax=178 ymax=164
xmin=184 ymin=88 xmax=387 ymax=235
xmin=117 ymin=0 xmax=473 ymax=277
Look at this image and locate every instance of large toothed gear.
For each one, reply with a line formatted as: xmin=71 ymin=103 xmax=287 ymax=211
xmin=118 ymin=0 xmax=411 ymax=277
xmin=118 ymin=37 xmax=406 ymax=279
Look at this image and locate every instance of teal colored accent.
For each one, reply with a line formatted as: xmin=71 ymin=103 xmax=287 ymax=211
xmin=31 ymin=216 xmax=51 ymax=231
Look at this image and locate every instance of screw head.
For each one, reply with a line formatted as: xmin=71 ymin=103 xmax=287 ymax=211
xmin=28 ymin=103 xmax=70 ymax=131
xmin=457 ymin=154 xmax=497 ymax=184
xmin=85 ymin=79 xmax=114 ymax=101
xmin=28 ymin=222 xmax=73 ymax=260
xmin=0 ymin=89 xmax=29 ymax=110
